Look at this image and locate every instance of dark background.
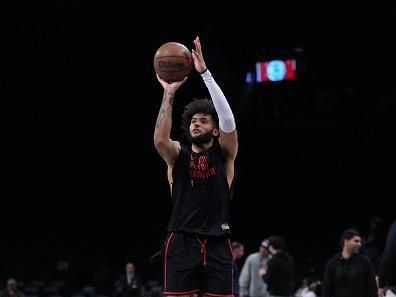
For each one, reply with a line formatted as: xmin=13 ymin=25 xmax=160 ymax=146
xmin=1 ymin=0 xmax=395 ymax=292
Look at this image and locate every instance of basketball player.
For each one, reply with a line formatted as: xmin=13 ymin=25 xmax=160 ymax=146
xmin=154 ymin=36 xmax=238 ymax=297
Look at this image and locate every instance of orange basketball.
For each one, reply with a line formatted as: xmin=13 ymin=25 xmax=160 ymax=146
xmin=153 ymin=42 xmax=193 ymax=83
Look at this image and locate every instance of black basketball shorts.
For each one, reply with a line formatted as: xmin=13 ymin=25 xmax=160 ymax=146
xmin=162 ymin=232 xmax=234 ymax=297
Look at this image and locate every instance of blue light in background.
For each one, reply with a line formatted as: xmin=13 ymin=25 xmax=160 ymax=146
xmin=256 ymin=62 xmax=262 ymax=83
xmin=246 ymin=71 xmax=253 ymax=83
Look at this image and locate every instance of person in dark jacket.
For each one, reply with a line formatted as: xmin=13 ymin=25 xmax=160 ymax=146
xmin=322 ymin=228 xmax=377 ymax=297
xmin=113 ymin=262 xmax=142 ymax=297
xmin=259 ymin=236 xmax=295 ymax=297
xmin=378 ymin=221 xmax=396 ymax=297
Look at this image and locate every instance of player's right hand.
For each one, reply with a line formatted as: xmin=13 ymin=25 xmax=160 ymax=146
xmin=156 ymin=74 xmax=188 ymax=93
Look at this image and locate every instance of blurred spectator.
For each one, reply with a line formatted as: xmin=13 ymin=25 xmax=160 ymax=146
xmin=301 ymin=278 xmax=320 ymax=297
xmin=294 ymin=277 xmax=309 ymax=297
xmin=239 ymin=239 xmax=270 ymax=297
xmin=378 ymin=220 xmax=396 ymax=297
xmin=0 ymin=279 xmax=25 ymax=297
xmin=260 ymin=236 xmax=295 ymax=297
xmin=363 ymin=216 xmax=386 ymax=274
xmin=113 ymin=262 xmax=142 ymax=297
xmin=322 ymin=228 xmax=377 ymax=297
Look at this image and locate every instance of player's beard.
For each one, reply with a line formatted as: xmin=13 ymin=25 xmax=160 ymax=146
xmin=189 ymin=130 xmax=213 ymax=145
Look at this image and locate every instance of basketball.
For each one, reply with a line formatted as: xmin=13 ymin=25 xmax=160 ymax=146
xmin=153 ymin=42 xmax=193 ymax=83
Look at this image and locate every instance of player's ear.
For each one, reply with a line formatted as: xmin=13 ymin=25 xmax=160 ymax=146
xmin=213 ymin=128 xmax=219 ymax=137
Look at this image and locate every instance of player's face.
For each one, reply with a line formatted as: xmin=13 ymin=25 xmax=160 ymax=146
xmin=189 ymin=113 xmax=219 ymax=144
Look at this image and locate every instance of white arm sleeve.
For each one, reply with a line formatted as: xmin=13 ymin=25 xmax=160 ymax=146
xmin=201 ymin=69 xmax=236 ymax=133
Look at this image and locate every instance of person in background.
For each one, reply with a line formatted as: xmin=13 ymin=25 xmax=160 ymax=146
xmin=259 ymin=236 xmax=295 ymax=297
xmin=0 ymin=278 xmax=25 ymax=297
xmin=239 ymin=240 xmax=270 ymax=297
xmin=322 ymin=228 xmax=377 ymax=297
xmin=378 ymin=220 xmax=396 ymax=297
xmin=113 ymin=262 xmax=142 ymax=297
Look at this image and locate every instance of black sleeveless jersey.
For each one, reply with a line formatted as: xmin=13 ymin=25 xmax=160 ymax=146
xmin=167 ymin=142 xmax=232 ymax=236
